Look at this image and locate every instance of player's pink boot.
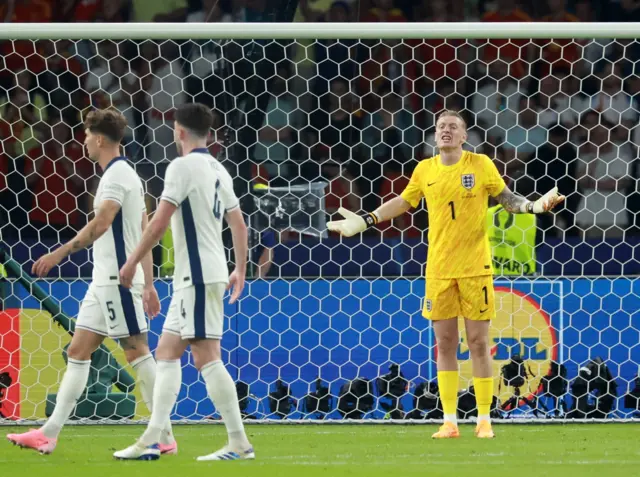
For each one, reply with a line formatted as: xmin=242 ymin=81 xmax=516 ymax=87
xmin=7 ymin=429 xmax=57 ymax=454
xmin=159 ymin=441 xmax=178 ymax=455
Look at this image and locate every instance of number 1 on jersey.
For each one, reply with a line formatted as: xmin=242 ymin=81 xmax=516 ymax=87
xmin=449 ymin=201 xmax=455 ymax=220
xmin=213 ymin=179 xmax=222 ymax=220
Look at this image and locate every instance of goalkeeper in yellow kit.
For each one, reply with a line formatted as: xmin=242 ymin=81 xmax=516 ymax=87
xmin=327 ymin=110 xmax=564 ymax=438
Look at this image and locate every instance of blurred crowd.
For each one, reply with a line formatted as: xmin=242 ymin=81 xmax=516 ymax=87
xmin=0 ymin=0 xmax=639 ymax=260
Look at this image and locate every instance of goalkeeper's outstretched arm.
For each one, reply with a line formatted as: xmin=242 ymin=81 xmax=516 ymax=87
xmin=496 ymin=186 xmax=565 ymax=214
xmin=327 ymin=196 xmax=411 ymax=237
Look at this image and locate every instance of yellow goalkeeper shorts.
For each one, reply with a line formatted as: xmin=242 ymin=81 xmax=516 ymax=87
xmin=422 ymin=275 xmax=495 ymax=321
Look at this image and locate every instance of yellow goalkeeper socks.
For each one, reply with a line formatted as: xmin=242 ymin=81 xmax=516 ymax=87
xmin=437 ymin=370 xmax=459 ymax=425
xmin=474 ymin=376 xmax=493 ymax=422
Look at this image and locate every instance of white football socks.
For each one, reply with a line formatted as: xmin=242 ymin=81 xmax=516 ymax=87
xmin=201 ymin=360 xmax=250 ymax=449
xmin=130 ymin=354 xmax=175 ymax=445
xmin=41 ymin=358 xmax=91 ymax=439
xmin=140 ymin=359 xmax=181 ymax=446
xmin=478 ymin=414 xmax=491 ymax=423
xmin=444 ymin=414 xmax=458 ymax=426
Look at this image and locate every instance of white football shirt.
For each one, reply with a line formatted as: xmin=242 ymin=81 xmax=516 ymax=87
xmin=160 ymin=148 xmax=239 ymax=290
xmin=92 ymin=157 xmax=146 ymax=286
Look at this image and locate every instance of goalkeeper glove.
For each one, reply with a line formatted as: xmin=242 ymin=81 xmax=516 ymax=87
xmin=523 ymin=187 xmax=566 ymax=214
xmin=327 ymin=207 xmax=378 ymax=237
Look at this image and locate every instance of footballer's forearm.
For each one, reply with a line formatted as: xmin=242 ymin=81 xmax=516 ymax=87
xmin=231 ymin=225 xmax=248 ymax=273
xmin=140 ymin=214 xmax=155 ymax=287
xmin=495 ymin=187 xmax=533 ymax=214
xmin=373 ymin=196 xmax=412 ymax=223
xmin=141 ymin=251 xmax=154 ymax=287
xmin=59 ymin=200 xmax=122 ymax=257
xmin=127 ymin=199 xmax=175 ymax=267
xmin=226 ymin=208 xmax=248 ymax=273
xmin=60 ymin=217 xmax=109 ymax=258
xmin=128 ymin=218 xmax=167 ymax=268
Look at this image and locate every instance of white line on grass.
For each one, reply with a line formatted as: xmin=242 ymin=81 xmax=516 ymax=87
xmin=1 ymin=453 xmax=637 ymax=466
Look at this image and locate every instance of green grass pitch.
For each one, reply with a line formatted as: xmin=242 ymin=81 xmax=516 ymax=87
xmin=2 ymin=424 xmax=638 ymax=476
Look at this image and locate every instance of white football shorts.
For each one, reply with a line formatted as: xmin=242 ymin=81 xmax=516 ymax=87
xmin=76 ymin=283 xmax=147 ymax=339
xmin=163 ymin=283 xmax=226 ymax=340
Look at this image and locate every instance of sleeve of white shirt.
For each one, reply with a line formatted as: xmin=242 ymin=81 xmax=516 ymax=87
xmin=101 ymin=170 xmax=129 ymax=205
xmin=219 ymin=168 xmax=240 ymax=212
xmin=161 ymin=160 xmax=189 ymax=207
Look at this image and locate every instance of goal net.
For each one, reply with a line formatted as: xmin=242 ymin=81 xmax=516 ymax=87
xmin=0 ymin=22 xmax=639 ymax=424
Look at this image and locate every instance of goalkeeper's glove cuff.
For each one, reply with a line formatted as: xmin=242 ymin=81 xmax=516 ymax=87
xmin=520 ymin=201 xmax=535 ymax=214
xmin=361 ymin=212 xmax=379 ymax=228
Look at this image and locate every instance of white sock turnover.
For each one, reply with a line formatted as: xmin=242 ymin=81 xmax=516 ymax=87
xmin=444 ymin=414 xmax=458 ymax=426
xmin=139 ymin=359 xmax=181 ymax=446
xmin=478 ymin=414 xmax=491 ymax=423
xmin=130 ymin=354 xmax=175 ymax=445
xmin=41 ymin=358 xmax=91 ymax=439
xmin=200 ymin=360 xmax=250 ymax=449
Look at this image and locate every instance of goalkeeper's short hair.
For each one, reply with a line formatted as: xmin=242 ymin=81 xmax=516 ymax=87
xmin=437 ymin=109 xmax=468 ymax=130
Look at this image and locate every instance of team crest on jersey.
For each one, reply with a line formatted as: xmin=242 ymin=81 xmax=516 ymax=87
xmin=461 ymin=174 xmax=475 ymax=190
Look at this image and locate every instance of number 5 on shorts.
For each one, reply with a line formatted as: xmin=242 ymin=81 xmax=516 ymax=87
xmin=106 ymin=301 xmax=116 ymax=321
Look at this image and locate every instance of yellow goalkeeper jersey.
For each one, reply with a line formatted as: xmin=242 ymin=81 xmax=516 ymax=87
xmin=401 ymin=151 xmax=506 ymax=279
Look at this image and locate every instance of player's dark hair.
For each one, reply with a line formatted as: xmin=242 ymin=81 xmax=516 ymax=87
xmin=437 ymin=110 xmax=468 ymax=130
xmin=84 ymin=109 xmax=127 ymax=143
xmin=175 ymin=103 xmax=214 ymax=139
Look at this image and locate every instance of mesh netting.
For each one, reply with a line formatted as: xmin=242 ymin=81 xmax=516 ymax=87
xmin=0 ymin=35 xmax=639 ymax=422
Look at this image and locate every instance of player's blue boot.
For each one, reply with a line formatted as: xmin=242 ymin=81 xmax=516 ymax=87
xmin=113 ymin=442 xmax=161 ymax=461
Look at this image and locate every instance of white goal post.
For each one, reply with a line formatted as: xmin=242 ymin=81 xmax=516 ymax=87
xmin=1 ymin=22 xmax=640 ymax=39
xmin=0 ymin=21 xmax=639 ymax=425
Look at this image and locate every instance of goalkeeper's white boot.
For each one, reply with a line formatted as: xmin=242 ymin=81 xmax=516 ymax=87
xmin=196 ymin=445 xmax=255 ymax=462
xmin=113 ymin=442 xmax=161 ymax=461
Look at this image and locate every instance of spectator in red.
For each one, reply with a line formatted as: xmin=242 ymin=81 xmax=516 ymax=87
xmin=26 ymin=118 xmax=92 ymax=239
xmin=481 ymin=0 xmax=532 ymax=78
xmin=0 ymin=0 xmax=53 ymax=89
xmin=358 ymin=0 xmax=417 ymax=111
xmin=412 ymin=0 xmax=465 ymax=83
xmin=536 ymin=0 xmax=580 ymax=78
xmin=53 ymin=0 xmax=102 ymax=22
xmin=361 ymin=0 xmax=407 ymax=21
xmin=0 ymin=0 xmax=51 ymax=22
xmin=411 ymin=0 xmax=467 ymax=123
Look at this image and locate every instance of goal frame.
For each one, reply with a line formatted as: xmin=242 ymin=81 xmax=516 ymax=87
xmin=1 ymin=21 xmax=638 ymax=426
xmin=0 ymin=22 xmax=638 ymax=40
